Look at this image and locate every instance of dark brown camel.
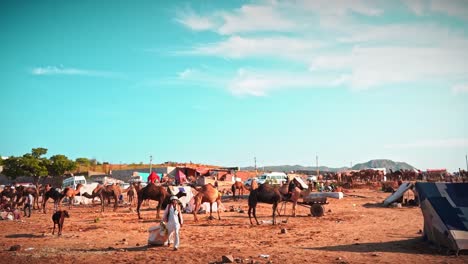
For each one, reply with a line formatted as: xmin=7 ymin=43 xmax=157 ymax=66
xmin=192 ymin=183 xmax=222 ymax=222
xmin=15 ymin=185 xmax=40 ymax=210
xmin=135 ymin=183 xmax=170 ymax=220
xmin=82 ymin=184 xmax=121 ymax=212
xmin=231 ymin=181 xmax=249 ymax=200
xmin=248 ymin=183 xmax=282 ymax=225
xmin=42 ymin=187 xmax=65 ymax=213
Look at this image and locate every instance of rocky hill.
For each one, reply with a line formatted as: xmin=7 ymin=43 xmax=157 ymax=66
xmin=240 ymin=159 xmax=416 ymax=173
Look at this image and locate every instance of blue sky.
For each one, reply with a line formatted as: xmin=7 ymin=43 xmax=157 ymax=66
xmin=1 ymin=0 xmax=467 ymax=172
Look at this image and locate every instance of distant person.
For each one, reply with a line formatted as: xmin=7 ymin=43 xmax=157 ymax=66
xmin=163 ymin=196 xmax=184 ymax=251
xmin=214 ymin=180 xmax=218 ymax=190
xmin=23 ymin=193 xmax=33 ymax=217
xmin=287 ymin=179 xmax=296 ymax=199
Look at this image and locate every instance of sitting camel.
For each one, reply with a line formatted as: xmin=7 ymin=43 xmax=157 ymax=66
xmin=248 ymin=183 xmax=282 ymax=225
xmin=192 ymin=183 xmax=222 ymax=222
xmin=83 ymin=184 xmax=121 ymax=212
xmin=231 ymin=181 xmax=249 ymax=200
xmin=62 ymin=184 xmax=84 ymax=209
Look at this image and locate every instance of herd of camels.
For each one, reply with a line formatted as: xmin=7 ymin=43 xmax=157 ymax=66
xmin=2 ymin=177 xmax=315 ymax=225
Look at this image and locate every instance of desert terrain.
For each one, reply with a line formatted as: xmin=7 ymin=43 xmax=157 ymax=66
xmin=0 ymin=188 xmax=466 ymax=264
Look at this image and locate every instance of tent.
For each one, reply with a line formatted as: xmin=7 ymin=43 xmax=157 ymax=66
xmin=175 ymin=169 xmax=188 ymax=185
xmin=383 ymin=182 xmax=413 ymax=206
xmin=415 ymin=182 xmax=468 ymax=253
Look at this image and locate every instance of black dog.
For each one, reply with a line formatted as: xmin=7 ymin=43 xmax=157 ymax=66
xmin=52 ymin=210 xmax=70 ymax=236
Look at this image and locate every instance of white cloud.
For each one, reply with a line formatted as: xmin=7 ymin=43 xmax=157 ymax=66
xmin=295 ymin=0 xmax=383 ymax=16
xmin=31 ymin=66 xmax=118 ymax=77
xmin=310 ymin=45 xmax=468 ymax=89
xmin=217 ymin=4 xmax=296 ymax=35
xmin=178 ymin=68 xmax=195 ymax=79
xmin=403 ymin=0 xmax=426 ymax=16
xmin=227 ymin=68 xmax=341 ymax=96
xmin=175 ymin=11 xmax=217 ymax=31
xmin=384 ymin=138 xmax=468 ymax=149
xmin=187 ymin=35 xmax=321 ymax=60
xmin=174 ymin=1 xmax=468 ymax=95
xmin=452 ymin=83 xmax=468 ymax=94
xmin=430 ymin=0 xmax=468 ymax=20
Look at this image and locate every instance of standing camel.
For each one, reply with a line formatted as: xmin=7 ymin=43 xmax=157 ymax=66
xmin=248 ymin=183 xmax=282 ymax=225
xmin=82 ymin=184 xmax=121 ymax=212
xmin=192 ymin=183 xmax=222 ymax=222
xmin=62 ymin=184 xmax=84 ymax=209
xmin=231 ymin=181 xmax=249 ymax=200
xmin=277 ymin=178 xmax=311 ymax=217
xmin=42 ymin=186 xmax=65 ymax=213
xmin=135 ymin=183 xmax=170 ymax=220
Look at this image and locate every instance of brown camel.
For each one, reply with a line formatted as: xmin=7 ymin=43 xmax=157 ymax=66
xmin=192 ymin=183 xmax=222 ymax=222
xmin=120 ymin=184 xmax=135 ymax=205
xmin=277 ymin=179 xmax=311 ymax=217
xmin=135 ymin=183 xmax=170 ymax=220
xmin=248 ymin=183 xmax=282 ymax=225
xmin=62 ymin=184 xmax=84 ymax=209
xmin=83 ymin=184 xmax=121 ymax=212
xmin=231 ymin=181 xmax=249 ymax=200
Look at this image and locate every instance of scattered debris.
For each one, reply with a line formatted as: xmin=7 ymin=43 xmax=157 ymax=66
xmin=259 ymin=254 xmax=270 ymax=258
xmin=222 ymin=255 xmax=235 ymax=263
xmin=9 ymin=245 xmax=21 ymax=251
xmin=280 ymin=228 xmax=287 ymax=234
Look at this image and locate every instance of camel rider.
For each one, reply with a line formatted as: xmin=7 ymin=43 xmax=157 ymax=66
xmin=163 ymin=196 xmax=184 ymax=251
xmin=148 ymin=171 xmax=158 ymax=184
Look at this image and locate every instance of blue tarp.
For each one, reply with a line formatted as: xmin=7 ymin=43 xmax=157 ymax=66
xmin=415 ymin=182 xmax=468 ymax=251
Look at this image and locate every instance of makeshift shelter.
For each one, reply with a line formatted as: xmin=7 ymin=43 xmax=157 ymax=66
xmin=383 ymin=182 xmax=413 ymax=206
xmin=175 ymin=169 xmax=188 ymax=185
xmin=415 ymin=182 xmax=468 ymax=253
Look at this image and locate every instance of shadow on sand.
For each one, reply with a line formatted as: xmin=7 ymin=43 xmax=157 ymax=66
xmin=71 ymin=245 xmax=149 ymax=253
xmin=303 ymin=237 xmax=442 ymax=255
xmin=5 ymin=233 xmax=44 ymax=238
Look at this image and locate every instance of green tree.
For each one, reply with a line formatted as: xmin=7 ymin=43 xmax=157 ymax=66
xmin=48 ymin=155 xmax=76 ymax=177
xmin=1 ymin=156 xmax=27 ymax=180
xmin=21 ymin=148 xmax=49 ymax=184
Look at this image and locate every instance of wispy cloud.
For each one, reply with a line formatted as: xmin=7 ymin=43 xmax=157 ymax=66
xmin=384 ymin=138 xmax=468 ymax=149
xmin=186 ymin=36 xmax=321 ymax=60
xmin=174 ymin=1 xmax=468 ymax=95
xmin=31 ymin=66 xmax=120 ymax=78
xmin=452 ymin=83 xmax=468 ymax=94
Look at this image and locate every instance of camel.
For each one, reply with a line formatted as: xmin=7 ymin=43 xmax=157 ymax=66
xmin=83 ymin=184 xmax=121 ymax=212
xmin=62 ymin=184 xmax=84 ymax=209
xmin=248 ymin=183 xmax=282 ymax=225
xmin=42 ymin=187 xmax=65 ymax=213
xmin=277 ymin=178 xmax=312 ymax=217
xmin=13 ymin=185 xmax=41 ymax=210
xmin=120 ymin=184 xmax=135 ymax=205
xmin=135 ymin=183 xmax=170 ymax=220
xmin=231 ymin=181 xmax=249 ymax=200
xmin=192 ymin=183 xmax=222 ymax=222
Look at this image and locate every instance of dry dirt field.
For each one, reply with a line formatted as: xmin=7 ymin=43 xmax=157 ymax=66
xmin=0 ymin=188 xmax=467 ymax=264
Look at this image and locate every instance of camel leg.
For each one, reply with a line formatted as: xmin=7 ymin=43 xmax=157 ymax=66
xmin=192 ymin=200 xmax=200 ymax=222
xmin=136 ymin=197 xmax=143 ymax=219
xmin=156 ymin=202 xmax=161 ymax=220
xmin=216 ymin=201 xmax=221 ymax=220
xmin=272 ymin=203 xmax=278 ymax=225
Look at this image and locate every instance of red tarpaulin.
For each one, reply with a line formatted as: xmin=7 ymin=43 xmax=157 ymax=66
xmin=148 ymin=171 xmax=160 ymax=183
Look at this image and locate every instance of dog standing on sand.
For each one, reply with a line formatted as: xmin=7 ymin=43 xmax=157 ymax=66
xmin=52 ymin=210 xmax=70 ymax=236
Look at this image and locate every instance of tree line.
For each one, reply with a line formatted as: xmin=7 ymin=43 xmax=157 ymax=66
xmin=0 ymin=147 xmax=98 ymax=185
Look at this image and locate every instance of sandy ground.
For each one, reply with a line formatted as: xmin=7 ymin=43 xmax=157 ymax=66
xmin=0 ymin=188 xmax=466 ymax=264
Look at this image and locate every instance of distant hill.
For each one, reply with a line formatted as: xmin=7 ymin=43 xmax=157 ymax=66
xmin=351 ymin=159 xmax=416 ymax=171
xmin=240 ymin=159 xmax=416 ymax=173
